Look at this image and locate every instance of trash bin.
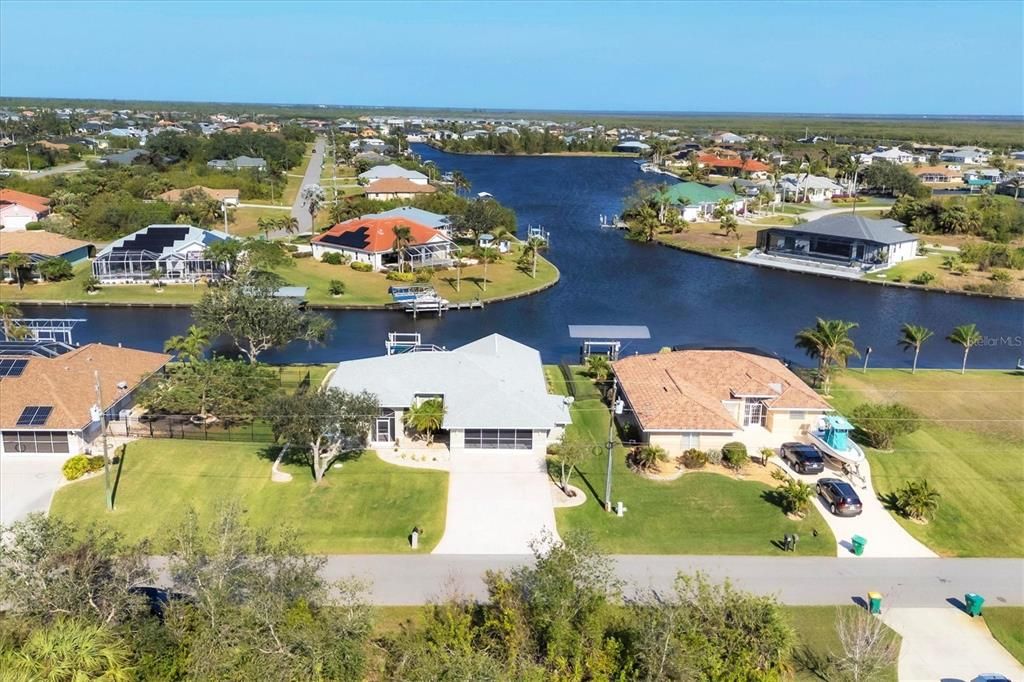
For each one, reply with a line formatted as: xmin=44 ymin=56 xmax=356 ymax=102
xmin=868 ymin=591 xmax=883 ymax=614
xmin=965 ymin=592 xmax=985 ymax=617
xmin=851 ymin=534 xmax=867 ymax=556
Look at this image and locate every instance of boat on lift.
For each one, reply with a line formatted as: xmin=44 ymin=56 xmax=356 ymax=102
xmin=809 ymin=415 xmax=866 ymax=474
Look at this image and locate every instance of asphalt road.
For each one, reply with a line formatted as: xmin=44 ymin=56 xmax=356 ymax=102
xmin=318 ymin=555 xmax=1024 ymax=606
xmin=6 ymin=160 xmax=87 ymax=178
xmin=288 ymin=136 xmax=326 ymax=235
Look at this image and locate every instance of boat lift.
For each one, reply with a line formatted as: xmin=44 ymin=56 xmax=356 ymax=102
xmin=388 ymin=285 xmax=449 ymax=317
xmin=527 ymin=224 xmax=550 ymax=245
xmin=384 ymin=332 xmax=446 ymax=355
xmin=569 ymin=325 xmax=651 ymax=363
xmin=1 ymin=318 xmax=85 ymax=344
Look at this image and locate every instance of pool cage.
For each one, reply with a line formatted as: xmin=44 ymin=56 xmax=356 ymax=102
xmin=91 ymin=250 xmax=228 ymax=283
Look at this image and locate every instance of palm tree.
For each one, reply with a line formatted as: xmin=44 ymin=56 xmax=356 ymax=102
xmin=897 ymin=323 xmax=934 ymax=374
xmin=794 ymin=318 xmax=861 ymax=393
xmin=392 ymin=225 xmax=413 ymax=273
xmin=0 ymin=301 xmax=23 ymax=339
xmin=947 ymin=323 xmax=982 ymax=374
xmin=4 ymin=251 xmax=30 ymax=289
xmin=585 ymin=354 xmax=611 ymax=382
xmin=404 ymin=398 xmax=445 ymax=444
xmin=519 ymin=236 xmax=547 ymax=278
xmin=1005 ymin=177 xmax=1023 ymax=200
xmin=280 ymin=215 xmax=300 ymax=236
xmin=895 ymin=479 xmax=941 ymax=521
xmin=164 ymin=325 xmax=210 ymax=364
xmin=451 ymin=170 xmax=470 ymax=197
xmin=2 ymin=618 xmax=133 ymax=681
xmin=257 ymin=215 xmax=276 ymax=240
xmin=301 ymin=184 xmax=325 ymax=234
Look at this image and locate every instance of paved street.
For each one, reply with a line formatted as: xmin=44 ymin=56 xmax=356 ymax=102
xmin=319 ymin=555 xmax=1024 ymax=607
xmin=286 ymin=136 xmax=326 ymax=236
xmin=7 ymin=160 xmax=87 ymax=179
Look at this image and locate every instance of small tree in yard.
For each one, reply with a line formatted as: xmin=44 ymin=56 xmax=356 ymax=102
xmin=894 ymin=479 xmax=941 ymax=521
xmin=831 ymin=607 xmax=900 ymax=682
xmin=771 ymin=470 xmax=814 ymax=517
xmin=722 ymin=441 xmax=749 ymax=470
xmin=265 ymin=388 xmax=379 ymax=483
xmin=551 ymin=431 xmax=591 ymax=494
xmin=628 ymin=444 xmax=669 ymax=473
xmin=849 ymin=402 xmax=920 ymax=450
xmin=585 ymin=354 xmax=611 ymax=382
xmin=82 ymin=276 xmax=102 ymax=293
xmin=37 ymin=257 xmax=73 ymax=281
xmin=404 ymin=398 xmax=445 ymax=445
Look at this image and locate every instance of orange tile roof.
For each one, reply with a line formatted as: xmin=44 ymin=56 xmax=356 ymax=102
xmin=0 ymin=231 xmax=92 ymax=257
xmin=0 ymin=344 xmax=171 ymax=431
xmin=313 ymin=217 xmax=450 ymax=253
xmin=698 ymin=154 xmax=770 ymax=173
xmin=613 ymin=350 xmax=830 ymax=431
xmin=364 ymin=178 xmax=437 ymax=195
xmin=0 ymin=189 xmax=51 ymax=215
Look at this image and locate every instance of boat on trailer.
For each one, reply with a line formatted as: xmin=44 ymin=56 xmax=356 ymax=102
xmin=809 ymin=415 xmax=867 ymax=484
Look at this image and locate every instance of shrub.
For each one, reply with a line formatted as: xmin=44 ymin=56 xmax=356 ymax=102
xmin=759 ymin=447 xmax=776 ymax=466
xmin=62 ymin=455 xmax=90 ymax=481
xmin=850 ymin=402 xmax=921 ymax=449
xmin=283 ymin=243 xmax=299 ymax=253
xmin=722 ymin=442 xmax=749 ymax=470
xmin=321 ymin=252 xmax=344 ymax=265
xmin=37 ymin=257 xmax=73 ymax=281
xmin=910 ymin=271 xmax=935 ymax=285
xmin=414 ymin=268 xmax=434 ymax=283
xmin=86 ymin=455 xmax=106 ymax=472
xmin=628 ymin=444 xmax=669 ymax=473
xmin=990 ymin=269 xmax=1012 ymax=283
xmin=82 ymin=276 xmax=101 ymax=293
xmin=350 ymin=261 xmax=373 ymax=272
xmin=963 ymin=282 xmax=1010 ymax=295
xmin=24 ymin=221 xmax=46 ymax=231
xmin=894 ymin=479 xmax=941 ymax=521
xmin=705 ymin=448 xmax=723 ymax=466
xmin=678 ymin=448 xmax=707 ymax=469
xmin=291 ymin=251 xmax=312 ymax=259
xmin=328 ymin=279 xmax=345 ymax=296
xmin=771 ymin=470 xmax=814 ymax=517
xmin=386 ymin=271 xmax=416 ymax=282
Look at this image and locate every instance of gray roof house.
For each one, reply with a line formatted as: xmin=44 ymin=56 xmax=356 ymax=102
xmin=368 ymin=206 xmax=451 ymax=232
xmin=328 ymin=334 xmax=571 ymax=455
xmin=358 ymin=163 xmax=429 ymax=185
xmin=207 ymin=155 xmax=267 ymax=171
xmin=100 ymin=148 xmax=148 ymax=166
xmin=756 ymin=214 xmax=919 ymax=271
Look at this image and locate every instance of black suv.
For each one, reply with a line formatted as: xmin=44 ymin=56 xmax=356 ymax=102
xmin=816 ymin=478 xmax=863 ymax=517
xmin=780 ymin=442 xmax=825 ymax=474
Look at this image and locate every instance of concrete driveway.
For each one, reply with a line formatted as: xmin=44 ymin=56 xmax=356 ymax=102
xmin=0 ymin=456 xmax=64 ymax=525
xmin=433 ymin=451 xmax=559 ymax=555
xmin=773 ymin=455 xmax=937 ymax=558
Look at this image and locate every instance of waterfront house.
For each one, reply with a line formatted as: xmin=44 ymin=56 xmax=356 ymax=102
xmin=328 ymin=334 xmax=571 ymax=456
xmin=156 ymin=186 xmax=240 ymax=206
xmin=92 ymin=224 xmax=233 ymax=283
xmin=0 ymin=343 xmax=170 ymax=458
xmin=913 ymin=166 xmax=963 ymax=184
xmin=755 ymin=214 xmax=918 ymax=269
xmin=697 ymin=154 xmax=771 ymax=178
xmin=613 ymin=349 xmax=832 ymax=456
xmin=358 ymin=163 xmax=429 ymax=185
xmin=311 ymin=216 xmax=456 ymax=271
xmin=1 ymin=231 xmax=93 ymax=282
xmin=778 ymin=174 xmax=845 ymax=202
xmin=613 ymin=140 xmax=651 ymax=153
xmin=368 ymin=206 xmax=452 ymax=235
xmin=363 ymin=178 xmax=438 ymax=201
xmin=0 ymin=189 xmax=51 ymax=230
xmin=661 ymin=182 xmax=745 ymax=221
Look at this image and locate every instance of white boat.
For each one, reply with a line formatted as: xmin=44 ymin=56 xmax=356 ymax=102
xmin=809 ymin=415 xmax=866 ymax=474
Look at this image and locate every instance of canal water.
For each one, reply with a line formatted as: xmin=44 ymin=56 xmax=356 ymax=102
xmin=23 ymin=145 xmax=1024 ymax=369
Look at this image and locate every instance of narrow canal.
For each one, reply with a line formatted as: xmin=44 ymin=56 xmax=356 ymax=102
xmin=23 ymin=145 xmax=1024 ymax=369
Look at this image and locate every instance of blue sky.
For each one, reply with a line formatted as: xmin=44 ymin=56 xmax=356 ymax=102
xmin=2 ymin=1 xmax=1021 ymax=116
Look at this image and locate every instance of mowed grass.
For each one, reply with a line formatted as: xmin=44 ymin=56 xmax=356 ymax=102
xmin=0 ymin=262 xmax=206 ymax=304
xmin=984 ymin=607 xmax=1024 ymax=666
xmin=829 ymin=369 xmax=1024 ymax=557
xmin=551 ymin=367 xmax=836 ymax=555
xmin=50 ymin=440 xmax=448 ymax=554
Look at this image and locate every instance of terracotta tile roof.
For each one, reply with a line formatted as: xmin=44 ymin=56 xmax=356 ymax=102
xmin=156 ymin=186 xmax=241 ymax=203
xmin=0 ymin=344 xmax=171 ymax=431
xmin=313 ymin=217 xmax=450 ymax=253
xmin=0 ymin=231 xmax=93 ymax=257
xmin=698 ymin=154 xmax=770 ymax=173
xmin=363 ymin=178 xmax=437 ymax=195
xmin=0 ymin=189 xmax=51 ymax=215
xmin=613 ymin=350 xmax=830 ymax=431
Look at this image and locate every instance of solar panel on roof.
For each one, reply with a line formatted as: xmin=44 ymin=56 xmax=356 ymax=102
xmin=112 ymin=226 xmax=191 ymax=253
xmin=0 ymin=358 xmax=28 ymax=377
xmin=16 ymin=405 xmax=52 ymax=426
xmin=320 ymin=226 xmax=371 ymax=250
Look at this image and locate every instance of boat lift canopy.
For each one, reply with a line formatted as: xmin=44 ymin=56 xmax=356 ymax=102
xmin=569 ymin=325 xmax=651 ymax=361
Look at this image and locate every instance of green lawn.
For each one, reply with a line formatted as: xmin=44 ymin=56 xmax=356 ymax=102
xmin=50 ymin=439 xmax=448 ymax=554
xmin=550 ymin=367 xmax=836 ymax=555
xmin=1 ymin=262 xmax=206 ymax=305
xmin=984 ymin=607 xmax=1024 ymax=666
xmin=829 ymin=370 xmax=1024 ymax=557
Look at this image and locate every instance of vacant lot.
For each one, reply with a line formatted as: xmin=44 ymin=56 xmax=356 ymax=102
xmin=50 ymin=440 xmax=448 ymax=554
xmin=830 ymin=369 xmax=1024 ymax=557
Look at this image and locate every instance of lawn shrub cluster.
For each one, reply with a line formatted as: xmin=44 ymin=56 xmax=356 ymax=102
xmin=678 ymin=448 xmax=707 ymax=469
xmin=850 ymin=402 xmax=921 ymax=449
xmin=722 ymin=442 xmax=749 ymax=470
xmin=627 ymin=444 xmax=669 ymax=473
xmin=350 ymin=261 xmax=373 ymax=272
xmin=385 ymin=271 xmax=415 ymax=282
xmin=321 ymin=252 xmax=345 ymax=265
xmin=61 ymin=454 xmax=105 ymax=481
xmin=910 ymin=271 xmax=935 ymax=285
xmin=328 ymin=279 xmax=345 ymax=296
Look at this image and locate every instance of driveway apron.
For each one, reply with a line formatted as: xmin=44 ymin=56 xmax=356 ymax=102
xmin=0 ymin=456 xmax=64 ymax=525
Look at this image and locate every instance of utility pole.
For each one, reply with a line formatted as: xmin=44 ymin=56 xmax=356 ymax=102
xmin=604 ymin=375 xmax=619 ymax=513
xmin=93 ymin=370 xmax=113 ymax=511
xmin=222 ymin=200 xmax=230 ymax=235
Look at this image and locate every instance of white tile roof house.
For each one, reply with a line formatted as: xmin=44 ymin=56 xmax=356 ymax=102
xmin=328 ymin=334 xmax=571 ymax=455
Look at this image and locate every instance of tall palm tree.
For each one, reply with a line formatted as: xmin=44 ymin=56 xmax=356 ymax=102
xmin=0 ymin=301 xmax=23 ymax=339
xmin=4 ymin=251 xmax=30 ymax=289
xmin=257 ymin=215 xmax=276 ymax=240
xmin=794 ymin=318 xmax=861 ymax=393
xmin=404 ymin=398 xmax=446 ymax=445
xmin=301 ymin=184 xmax=325 ymax=234
xmin=451 ymin=170 xmax=470 ymax=197
xmin=164 ymin=325 xmax=210 ymax=364
xmin=280 ymin=215 xmax=300 ymax=236
xmin=519 ymin=236 xmax=547 ymax=278
xmin=897 ymin=323 xmax=934 ymax=374
xmin=392 ymin=225 xmax=413 ymax=273
xmin=947 ymin=324 xmax=982 ymax=375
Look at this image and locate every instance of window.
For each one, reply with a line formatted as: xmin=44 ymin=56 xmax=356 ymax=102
xmin=2 ymin=430 xmax=70 ymax=454
xmin=790 ymin=411 xmax=806 ymax=420
xmin=682 ymin=433 xmax=699 ymax=449
xmin=464 ymin=429 xmax=533 ymax=450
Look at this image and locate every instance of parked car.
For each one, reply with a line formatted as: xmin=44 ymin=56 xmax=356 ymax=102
xmin=780 ymin=442 xmax=825 ymax=474
xmin=816 ymin=478 xmax=863 ymax=517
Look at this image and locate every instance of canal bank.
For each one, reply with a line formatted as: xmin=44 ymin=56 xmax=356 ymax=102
xmin=14 ymin=146 xmax=1024 ymax=369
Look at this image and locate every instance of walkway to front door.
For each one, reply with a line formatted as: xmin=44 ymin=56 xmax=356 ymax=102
xmin=432 ymin=451 xmax=559 ymax=555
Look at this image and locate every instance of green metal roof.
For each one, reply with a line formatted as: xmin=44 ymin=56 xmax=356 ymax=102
xmin=661 ymin=181 xmax=739 ymax=205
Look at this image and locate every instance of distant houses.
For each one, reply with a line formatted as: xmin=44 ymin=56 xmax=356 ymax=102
xmin=912 ymin=166 xmax=963 ymax=184
xmin=755 ymin=214 xmax=918 ymax=270
xmin=0 ymin=189 xmax=51 ymax=230
xmin=207 ymin=155 xmax=267 ymax=171
xmin=940 ymin=146 xmax=991 ymax=165
xmin=697 ymin=154 xmax=771 ymax=178
xmin=778 ymin=174 xmax=845 ymax=202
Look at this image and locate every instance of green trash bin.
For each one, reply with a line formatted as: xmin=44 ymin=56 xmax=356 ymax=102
xmin=965 ymin=593 xmax=984 ymax=617
xmin=868 ymin=591 xmax=883 ymax=614
xmin=851 ymin=535 xmax=867 ymax=556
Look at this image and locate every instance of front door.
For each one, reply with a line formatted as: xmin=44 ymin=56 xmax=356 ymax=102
xmin=374 ymin=410 xmax=395 ymax=442
xmin=743 ymin=400 xmax=765 ymax=427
